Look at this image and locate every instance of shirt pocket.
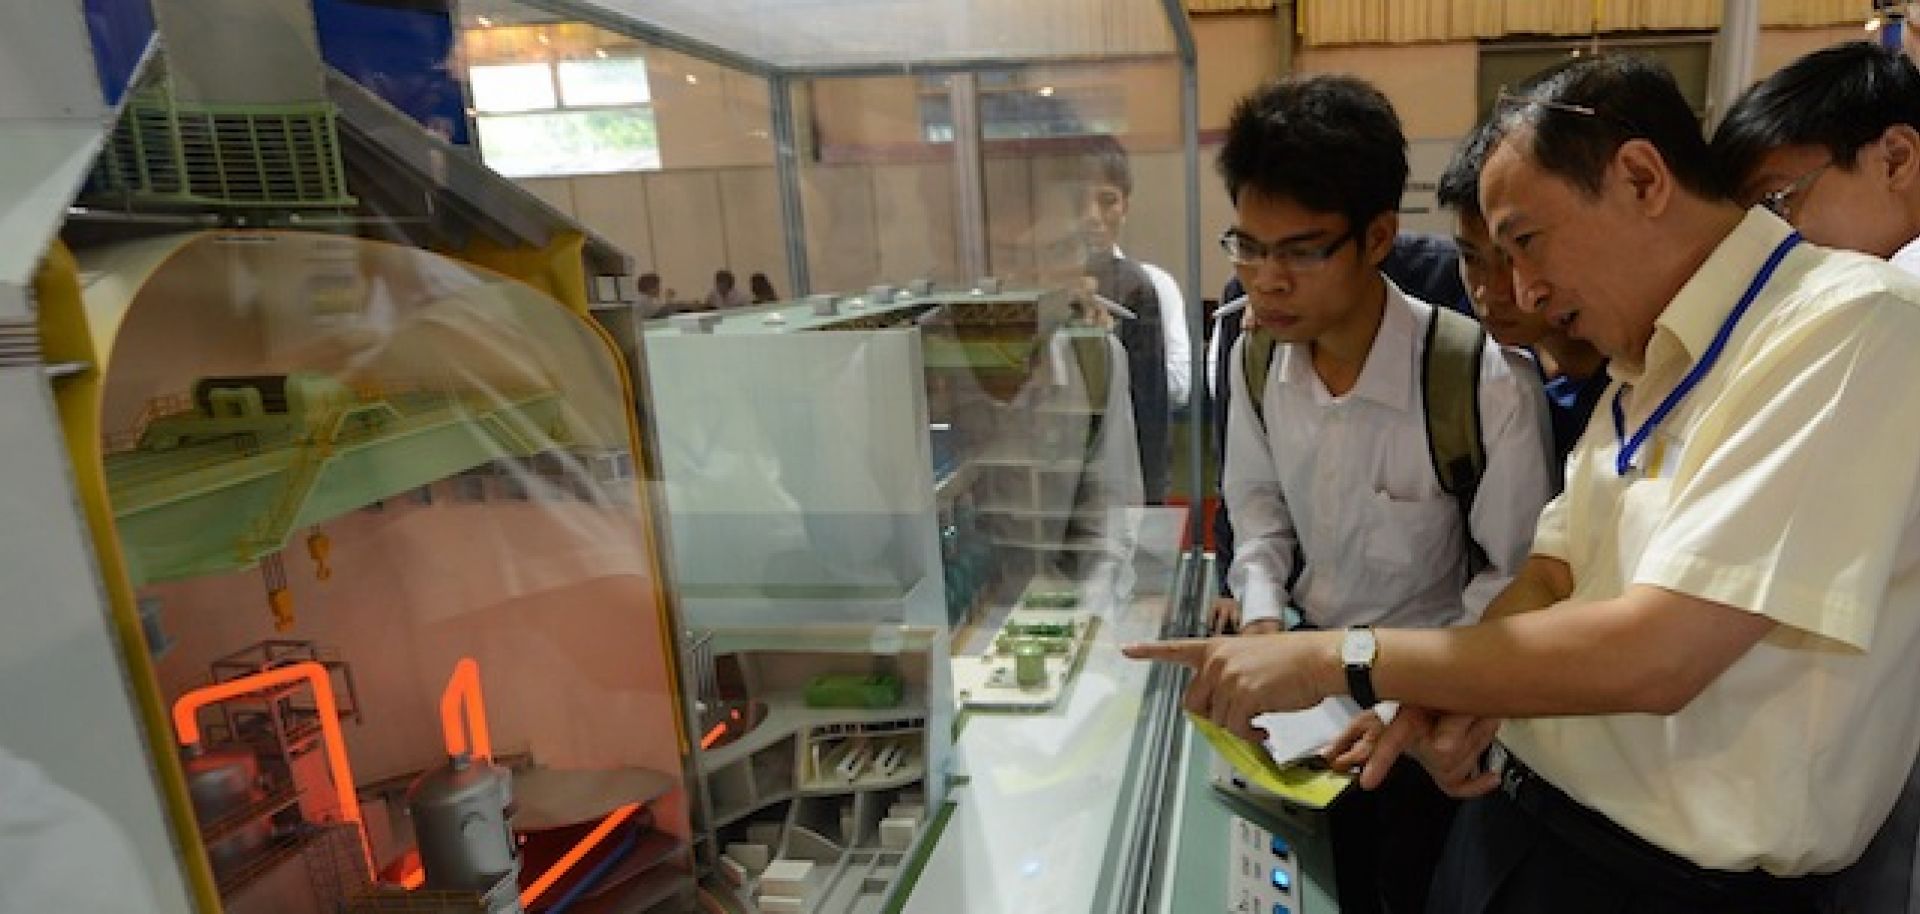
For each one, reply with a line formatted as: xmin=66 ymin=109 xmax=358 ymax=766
xmin=1363 ymin=490 xmax=1463 ymax=576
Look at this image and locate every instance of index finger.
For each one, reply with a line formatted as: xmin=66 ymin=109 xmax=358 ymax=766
xmin=1121 ymin=639 xmax=1210 ymax=667
xmin=1359 ymin=708 xmax=1430 ymax=790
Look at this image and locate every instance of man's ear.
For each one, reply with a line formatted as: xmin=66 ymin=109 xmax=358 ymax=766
xmin=1880 ymin=124 xmax=1920 ymax=192
xmin=1613 ymin=138 xmax=1675 ymax=217
xmin=1362 ymin=210 xmax=1399 ymax=268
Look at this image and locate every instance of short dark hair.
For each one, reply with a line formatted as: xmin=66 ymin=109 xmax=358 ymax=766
xmin=1436 ymin=119 xmax=1499 ymax=218
xmin=638 ymin=272 xmax=661 ymax=293
xmin=1081 ymin=133 xmax=1133 ymax=198
xmin=1490 ymin=54 xmax=1727 ymax=202
xmin=1217 ymin=75 xmax=1408 ymax=230
xmin=1711 ymin=41 xmax=1920 ymax=182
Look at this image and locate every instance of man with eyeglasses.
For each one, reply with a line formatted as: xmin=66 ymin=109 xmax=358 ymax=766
xmin=1712 ymin=40 xmax=1920 ymax=914
xmin=1202 ymin=74 xmax=1554 ymax=914
xmin=1130 ymin=54 xmax=1920 ymax=913
xmin=1714 ymin=42 xmax=1920 ymax=271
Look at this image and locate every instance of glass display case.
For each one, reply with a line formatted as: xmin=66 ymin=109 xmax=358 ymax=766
xmin=8 ymin=2 xmax=699 ymax=913
xmin=1 ymin=0 xmax=1211 ymax=912
xmin=497 ymin=0 xmax=1213 ymax=910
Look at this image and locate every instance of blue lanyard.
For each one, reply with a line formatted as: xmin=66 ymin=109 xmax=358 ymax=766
xmin=1611 ymin=231 xmax=1801 ymax=477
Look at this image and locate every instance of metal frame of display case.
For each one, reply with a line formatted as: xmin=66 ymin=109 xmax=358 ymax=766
xmin=474 ymin=1 xmax=1210 ymax=910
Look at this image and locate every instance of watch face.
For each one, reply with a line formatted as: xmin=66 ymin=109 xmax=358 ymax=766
xmin=1341 ymin=627 xmax=1377 ymax=665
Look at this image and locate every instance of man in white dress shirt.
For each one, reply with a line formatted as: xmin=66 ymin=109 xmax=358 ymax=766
xmin=1212 ymin=75 xmax=1554 ymax=914
xmin=1713 ymin=40 xmax=1920 ymax=914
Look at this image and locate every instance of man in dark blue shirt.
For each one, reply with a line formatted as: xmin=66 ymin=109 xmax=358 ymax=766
xmin=1436 ymin=120 xmax=1607 ymax=473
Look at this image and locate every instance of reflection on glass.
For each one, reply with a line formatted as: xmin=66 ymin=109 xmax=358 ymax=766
xmin=558 ymin=55 xmax=652 ymax=107
xmin=90 ymin=232 xmax=690 ymax=912
xmin=475 ymin=108 xmax=662 ymax=177
xmin=468 ymin=62 xmax=556 ymax=112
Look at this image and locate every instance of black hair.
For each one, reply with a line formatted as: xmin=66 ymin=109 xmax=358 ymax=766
xmin=1711 ymin=41 xmax=1920 ymax=182
xmin=1490 ymin=54 xmax=1728 ymax=201
xmin=714 ymin=270 xmax=735 ymax=288
xmin=638 ymin=272 xmax=661 ymax=293
xmin=1217 ymin=75 xmax=1408 ymax=231
xmin=1436 ymin=119 xmax=1499 ymax=218
xmin=1081 ymin=133 xmax=1133 ymax=198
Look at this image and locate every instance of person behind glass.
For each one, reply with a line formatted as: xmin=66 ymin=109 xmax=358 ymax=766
xmin=1129 ymin=54 xmax=1920 ymax=914
xmin=1077 ymin=135 xmax=1170 ymax=503
xmin=1712 ymin=40 xmax=1920 ymax=914
xmin=1079 ymin=135 xmax=1194 ymax=418
xmin=636 ymin=272 xmax=664 ymax=318
xmin=1437 ymin=118 xmax=1608 ymax=474
xmin=705 ymin=269 xmax=749 ymax=311
xmin=1210 ymin=75 xmax=1555 ymax=914
xmin=749 ymin=272 xmax=779 ymax=304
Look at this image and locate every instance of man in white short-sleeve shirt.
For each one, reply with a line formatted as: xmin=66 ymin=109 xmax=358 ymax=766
xmin=1714 ymin=40 xmax=1920 ymax=914
xmin=1130 ymin=55 xmax=1920 ymax=913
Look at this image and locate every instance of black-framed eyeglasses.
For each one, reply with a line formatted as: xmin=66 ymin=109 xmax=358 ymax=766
xmin=1758 ymin=162 xmax=1830 ymax=221
xmin=1218 ymin=227 xmax=1356 ymax=272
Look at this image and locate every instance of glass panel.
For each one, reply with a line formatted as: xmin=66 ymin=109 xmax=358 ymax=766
xmin=87 ymin=231 xmax=693 ymax=910
xmin=475 ymin=108 xmax=661 ymax=177
xmin=523 ymin=0 xmax=1179 ymax=70
xmin=468 ymin=61 xmax=557 ymax=112
xmin=558 ymin=54 xmax=653 ymax=107
xmin=452 ymin=3 xmax=1202 ymax=911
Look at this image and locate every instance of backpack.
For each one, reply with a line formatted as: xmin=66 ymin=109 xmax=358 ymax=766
xmin=1240 ymin=304 xmax=1490 ymax=576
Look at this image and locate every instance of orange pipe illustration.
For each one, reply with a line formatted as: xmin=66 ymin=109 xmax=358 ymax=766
xmin=520 ymin=803 xmax=641 ymax=907
xmin=439 ymin=657 xmax=493 ymax=761
xmin=171 ymin=661 xmax=373 ymax=875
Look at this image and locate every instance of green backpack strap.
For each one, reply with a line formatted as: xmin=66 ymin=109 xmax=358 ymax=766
xmin=1067 ymin=329 xmax=1112 ymax=414
xmin=1241 ymin=324 xmax=1279 ymax=431
xmin=1422 ymin=306 xmax=1490 ymax=577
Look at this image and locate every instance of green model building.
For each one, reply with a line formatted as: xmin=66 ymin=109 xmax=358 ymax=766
xmin=1021 ymin=590 xmax=1080 ymax=609
xmin=804 ymin=672 xmax=904 ymax=709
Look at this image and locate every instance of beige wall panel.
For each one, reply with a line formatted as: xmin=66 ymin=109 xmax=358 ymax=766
xmin=1755 ymin=26 xmax=1869 ymax=81
xmin=812 ymin=76 xmax=926 ymax=148
xmin=1294 ymin=41 xmax=1480 ymax=139
xmin=570 ymin=173 xmax=656 ymax=275
xmin=1195 ymin=14 xmax=1286 ymax=130
xmin=985 ymin=155 xmax=1037 ymax=283
xmin=870 ymin=161 xmax=961 ymax=284
xmin=643 ymin=170 xmax=727 ymax=303
xmin=801 ymin=164 xmax=882 ymax=292
xmin=716 ymin=167 xmax=790 ymax=293
xmin=649 ymin=50 xmax=775 ymax=169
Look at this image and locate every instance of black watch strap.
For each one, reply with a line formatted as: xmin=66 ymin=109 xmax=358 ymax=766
xmin=1346 ymin=663 xmax=1378 ymax=708
xmin=1345 ymin=652 xmax=1379 ymax=709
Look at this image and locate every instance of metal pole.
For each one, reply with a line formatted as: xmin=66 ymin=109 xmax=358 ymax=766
xmin=770 ymin=74 xmax=812 ymax=295
xmin=1706 ymin=0 xmax=1758 ymax=131
xmin=1162 ymin=0 xmax=1206 ymax=556
xmin=949 ymin=72 xmax=990 ymax=281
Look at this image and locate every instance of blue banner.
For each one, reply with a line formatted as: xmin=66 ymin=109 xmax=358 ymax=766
xmin=83 ymin=0 xmax=156 ymax=105
xmin=313 ymin=0 xmax=470 ymax=146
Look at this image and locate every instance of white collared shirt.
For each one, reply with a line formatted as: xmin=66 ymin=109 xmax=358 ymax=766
xmin=1223 ymin=281 xmax=1554 ymax=630
xmin=1504 ymin=209 xmax=1920 ymax=875
xmin=1136 ymin=258 xmax=1193 ymax=409
xmin=1892 ymin=233 xmax=1920 ymax=277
